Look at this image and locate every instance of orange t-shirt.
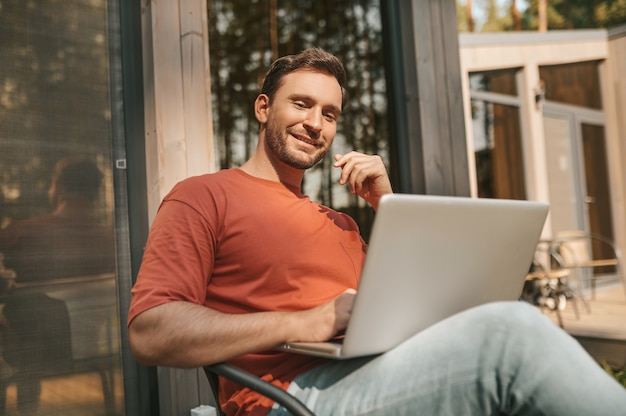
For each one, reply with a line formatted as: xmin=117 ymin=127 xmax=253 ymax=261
xmin=128 ymin=168 xmax=367 ymax=415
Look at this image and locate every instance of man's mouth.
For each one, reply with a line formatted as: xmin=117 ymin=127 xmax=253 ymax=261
xmin=291 ymin=133 xmax=319 ymax=147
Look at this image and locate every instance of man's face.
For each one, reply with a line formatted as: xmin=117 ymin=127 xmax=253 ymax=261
xmin=262 ymin=70 xmax=343 ymax=170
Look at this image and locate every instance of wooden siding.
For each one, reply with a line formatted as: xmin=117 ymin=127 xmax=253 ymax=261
xmin=141 ymin=0 xmax=216 ymax=414
xmin=142 ymin=0 xmax=215 ymax=223
xmin=606 ymin=27 xmax=626 ymax=280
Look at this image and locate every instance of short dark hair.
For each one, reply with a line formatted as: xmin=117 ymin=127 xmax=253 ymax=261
xmin=261 ymin=48 xmax=348 ymax=109
xmin=52 ymin=157 xmax=103 ymax=202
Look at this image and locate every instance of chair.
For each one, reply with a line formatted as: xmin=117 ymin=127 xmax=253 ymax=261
xmin=551 ymin=231 xmax=625 ymax=300
xmin=522 ymin=243 xmax=586 ymax=327
xmin=204 ymin=362 xmax=315 ymax=416
xmin=0 ymin=274 xmax=119 ymax=415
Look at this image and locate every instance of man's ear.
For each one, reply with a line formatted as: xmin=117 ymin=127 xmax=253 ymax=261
xmin=254 ymin=94 xmax=270 ymax=123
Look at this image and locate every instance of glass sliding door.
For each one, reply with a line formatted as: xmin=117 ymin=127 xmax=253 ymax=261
xmin=542 ymin=105 xmax=612 ymax=241
xmin=0 ymin=1 xmax=126 ymax=414
xmin=580 ymin=122 xmax=614 ymax=249
xmin=542 ymin=112 xmax=583 ymax=233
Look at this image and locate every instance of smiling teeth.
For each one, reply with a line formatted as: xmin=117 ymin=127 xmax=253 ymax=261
xmin=294 ymin=134 xmax=315 ymax=145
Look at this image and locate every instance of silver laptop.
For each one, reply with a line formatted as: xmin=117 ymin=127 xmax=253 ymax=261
xmin=277 ymin=194 xmax=549 ymax=359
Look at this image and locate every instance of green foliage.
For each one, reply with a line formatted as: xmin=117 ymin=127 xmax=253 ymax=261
xmin=602 ymin=0 xmax=626 ymax=27
xmin=522 ymin=0 xmax=626 ymax=30
xmin=457 ymin=0 xmax=626 ymax=33
xmin=602 ymin=361 xmax=626 ymax=389
xmin=481 ymin=0 xmax=511 ymax=32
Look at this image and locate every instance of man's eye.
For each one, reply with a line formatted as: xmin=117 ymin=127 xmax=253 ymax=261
xmin=294 ymin=102 xmax=306 ymax=109
xmin=324 ymin=113 xmax=337 ymax=122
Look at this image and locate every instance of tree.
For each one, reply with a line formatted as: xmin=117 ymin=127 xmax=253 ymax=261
xmin=538 ymin=0 xmax=547 ymax=31
xmin=522 ymin=0 xmax=626 ymax=30
xmin=467 ymin=0 xmax=476 ymax=32
xmin=457 ymin=0 xmax=626 ymax=33
xmin=511 ymin=0 xmax=522 ymax=31
xmin=481 ymin=0 xmax=512 ymax=32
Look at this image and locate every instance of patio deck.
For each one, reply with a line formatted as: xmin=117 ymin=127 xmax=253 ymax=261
xmin=540 ymin=284 xmax=626 ymax=367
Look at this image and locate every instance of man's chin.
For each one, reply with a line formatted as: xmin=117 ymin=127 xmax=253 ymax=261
xmin=285 ymin=159 xmax=318 ymax=170
xmin=282 ymin=150 xmax=327 ymax=170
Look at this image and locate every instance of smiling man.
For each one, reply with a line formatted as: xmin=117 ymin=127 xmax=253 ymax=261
xmin=127 ymin=48 xmax=626 ymax=416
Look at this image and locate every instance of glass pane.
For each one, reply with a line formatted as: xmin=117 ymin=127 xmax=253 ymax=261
xmin=207 ymin=0 xmax=388 ymax=240
xmin=543 ymin=114 xmax=581 ymax=233
xmin=471 ymin=99 xmax=526 ymax=199
xmin=469 ymin=69 xmax=518 ymax=95
xmin=0 ymin=1 xmax=124 ymax=415
xmin=539 ymin=61 xmax=602 ymax=109
xmin=581 ymin=123 xmax=615 ymax=271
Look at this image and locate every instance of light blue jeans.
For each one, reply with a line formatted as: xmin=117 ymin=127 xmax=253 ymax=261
xmin=268 ymin=302 xmax=626 ymax=415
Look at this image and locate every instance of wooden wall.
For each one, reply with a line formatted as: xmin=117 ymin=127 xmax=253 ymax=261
xmin=142 ymin=0 xmax=215 ymax=224
xmin=606 ymin=25 xmax=626 ymax=261
xmin=141 ymin=0 xmax=216 ymax=413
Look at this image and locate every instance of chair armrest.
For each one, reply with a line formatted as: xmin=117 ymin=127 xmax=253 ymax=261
xmin=204 ymin=362 xmax=315 ymax=416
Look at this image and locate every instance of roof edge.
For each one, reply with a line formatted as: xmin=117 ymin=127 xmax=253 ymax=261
xmin=459 ymin=29 xmax=608 ymax=47
xmin=608 ymin=24 xmax=626 ymax=40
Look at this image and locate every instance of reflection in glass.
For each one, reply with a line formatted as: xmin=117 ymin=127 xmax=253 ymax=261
xmin=581 ymin=123 xmax=614 ymax=267
xmin=1 ymin=158 xmax=115 ymax=282
xmin=469 ymin=68 xmax=526 ymax=200
xmin=0 ymin=1 xmax=123 ymax=414
xmin=542 ymin=114 xmax=580 ymax=233
xmin=539 ymin=61 xmax=602 ymax=109
xmin=469 ymin=69 xmax=518 ymax=96
xmin=471 ymin=99 xmax=526 ymax=200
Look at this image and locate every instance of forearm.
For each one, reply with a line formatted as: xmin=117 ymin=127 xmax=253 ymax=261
xmin=128 ymin=301 xmax=300 ymax=368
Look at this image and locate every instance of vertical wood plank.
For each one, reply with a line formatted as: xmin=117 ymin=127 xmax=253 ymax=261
xmin=142 ymin=0 xmax=216 ymax=413
xmin=425 ymin=0 xmax=468 ymax=196
xmin=180 ymin=0 xmax=215 ymax=178
xmin=144 ymin=0 xmax=215 ymax=222
xmin=151 ymin=0 xmax=188 ymax=200
xmin=439 ymin=0 xmax=471 ymax=195
xmin=390 ymin=0 xmax=470 ymax=196
xmin=605 ymin=28 xmax=626 ymax=263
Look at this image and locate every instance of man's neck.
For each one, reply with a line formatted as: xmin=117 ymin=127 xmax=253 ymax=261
xmin=53 ymin=199 xmax=94 ymax=220
xmin=240 ymin=151 xmax=304 ymax=188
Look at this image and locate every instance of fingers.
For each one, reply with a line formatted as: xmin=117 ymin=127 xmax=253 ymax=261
xmin=333 ymin=152 xmax=393 ymax=210
xmin=333 ymin=152 xmax=381 ymax=192
xmin=332 ymin=289 xmax=357 ymax=335
xmin=293 ymin=289 xmax=357 ymax=343
xmin=336 ymin=288 xmax=357 ymax=313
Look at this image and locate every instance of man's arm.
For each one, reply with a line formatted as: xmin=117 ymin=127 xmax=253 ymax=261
xmin=333 ymin=152 xmax=393 ymax=211
xmin=128 ymin=289 xmax=356 ymax=368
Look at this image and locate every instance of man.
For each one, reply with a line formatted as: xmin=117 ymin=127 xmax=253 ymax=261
xmin=0 ymin=157 xmax=115 ymax=413
xmin=128 ymin=48 xmax=626 ymax=415
xmin=0 ymin=157 xmax=115 ymax=281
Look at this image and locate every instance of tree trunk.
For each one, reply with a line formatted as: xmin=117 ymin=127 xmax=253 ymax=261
xmin=466 ymin=0 xmax=474 ymax=32
xmin=538 ymin=0 xmax=547 ymax=32
xmin=511 ymin=0 xmax=521 ymax=31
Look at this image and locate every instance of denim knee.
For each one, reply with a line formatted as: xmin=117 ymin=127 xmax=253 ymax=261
xmin=468 ymin=301 xmax=552 ymax=336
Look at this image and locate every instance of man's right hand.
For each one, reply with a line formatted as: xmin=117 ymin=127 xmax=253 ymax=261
xmin=290 ymin=288 xmax=356 ymax=343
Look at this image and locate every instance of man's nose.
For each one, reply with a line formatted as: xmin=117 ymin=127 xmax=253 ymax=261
xmin=303 ymin=108 xmax=323 ymax=132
